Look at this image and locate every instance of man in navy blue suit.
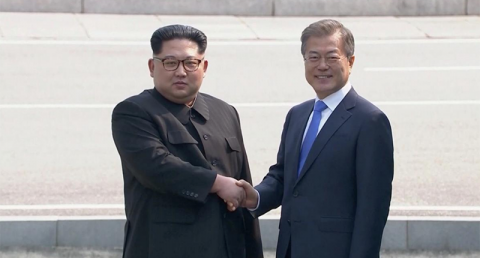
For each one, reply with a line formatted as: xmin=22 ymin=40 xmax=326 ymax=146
xmin=234 ymin=19 xmax=394 ymax=258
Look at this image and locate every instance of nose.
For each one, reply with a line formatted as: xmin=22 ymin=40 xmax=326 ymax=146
xmin=316 ymin=58 xmax=329 ymax=70
xmin=175 ymin=62 xmax=187 ymax=77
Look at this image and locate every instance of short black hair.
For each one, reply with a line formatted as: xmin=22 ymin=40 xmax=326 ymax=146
xmin=150 ymin=24 xmax=207 ymax=55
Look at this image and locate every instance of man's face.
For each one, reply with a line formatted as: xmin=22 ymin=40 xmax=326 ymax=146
xmin=148 ymin=39 xmax=208 ymax=104
xmin=303 ymin=33 xmax=355 ymax=99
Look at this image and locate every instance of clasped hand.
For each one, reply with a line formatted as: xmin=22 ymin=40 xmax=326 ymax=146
xmin=213 ymin=176 xmax=258 ymax=212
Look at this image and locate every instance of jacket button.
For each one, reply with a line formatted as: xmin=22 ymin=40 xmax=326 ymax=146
xmin=211 ymin=160 xmax=217 ymax=166
xmin=194 ymin=194 xmax=198 ymax=198
xmin=293 ymin=191 xmax=299 ymax=197
xmin=203 ymin=134 xmax=209 ymax=140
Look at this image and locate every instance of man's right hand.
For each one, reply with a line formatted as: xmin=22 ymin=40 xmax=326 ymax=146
xmin=234 ymin=179 xmax=258 ymax=210
xmin=210 ymin=175 xmax=245 ymax=211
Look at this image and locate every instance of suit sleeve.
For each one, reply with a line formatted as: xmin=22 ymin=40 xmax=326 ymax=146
xmin=111 ymin=100 xmax=217 ymax=203
xmin=253 ymin=108 xmax=293 ymax=217
xmin=349 ymin=110 xmax=394 ymax=258
xmin=232 ymin=107 xmax=264 ymax=258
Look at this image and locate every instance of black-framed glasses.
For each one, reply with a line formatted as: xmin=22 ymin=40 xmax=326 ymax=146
xmin=152 ymin=57 xmax=204 ymax=72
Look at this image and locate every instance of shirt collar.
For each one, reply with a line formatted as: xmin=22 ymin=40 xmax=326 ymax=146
xmin=315 ymin=81 xmax=352 ymax=112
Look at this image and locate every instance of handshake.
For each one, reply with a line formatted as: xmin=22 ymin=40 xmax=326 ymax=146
xmin=210 ymin=175 xmax=258 ymax=212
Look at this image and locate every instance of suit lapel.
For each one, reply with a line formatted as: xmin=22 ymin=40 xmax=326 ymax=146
xmin=296 ymin=89 xmax=358 ymax=184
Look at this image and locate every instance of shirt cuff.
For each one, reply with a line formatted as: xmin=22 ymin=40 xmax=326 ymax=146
xmin=247 ymin=189 xmax=260 ymax=211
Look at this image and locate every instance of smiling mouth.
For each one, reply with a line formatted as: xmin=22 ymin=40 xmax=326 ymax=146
xmin=315 ymin=75 xmax=332 ymax=79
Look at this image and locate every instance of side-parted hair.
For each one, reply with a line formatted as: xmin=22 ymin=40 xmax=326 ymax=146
xmin=150 ymin=24 xmax=207 ymax=55
xmin=300 ymin=19 xmax=355 ymax=58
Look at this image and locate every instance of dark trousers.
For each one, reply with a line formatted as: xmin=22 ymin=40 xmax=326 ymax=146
xmin=285 ymin=240 xmax=291 ymax=258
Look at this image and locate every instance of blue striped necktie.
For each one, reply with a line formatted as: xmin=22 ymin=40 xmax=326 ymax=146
xmin=298 ymin=101 xmax=328 ymax=177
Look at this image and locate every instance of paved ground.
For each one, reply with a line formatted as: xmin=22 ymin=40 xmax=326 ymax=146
xmin=1 ymin=248 xmax=480 ymax=258
xmin=0 ymin=13 xmax=479 ymax=218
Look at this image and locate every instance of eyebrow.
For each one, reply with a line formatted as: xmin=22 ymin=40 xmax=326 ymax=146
xmin=307 ymin=50 xmax=340 ymax=55
xmin=160 ymin=55 xmax=197 ymax=59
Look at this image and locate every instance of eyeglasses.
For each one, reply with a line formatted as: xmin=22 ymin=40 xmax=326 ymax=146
xmin=304 ymin=55 xmax=346 ymax=66
xmin=152 ymin=57 xmax=204 ymax=72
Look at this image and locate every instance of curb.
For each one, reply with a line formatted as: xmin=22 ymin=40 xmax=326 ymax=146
xmin=0 ymin=0 xmax=479 ymax=16
xmin=1 ymin=216 xmax=479 ymax=251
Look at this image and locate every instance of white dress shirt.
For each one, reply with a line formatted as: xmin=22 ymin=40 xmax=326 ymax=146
xmin=301 ymin=82 xmax=352 ymax=143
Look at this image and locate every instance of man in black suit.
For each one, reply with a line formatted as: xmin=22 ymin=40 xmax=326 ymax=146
xmin=235 ymin=19 xmax=394 ymax=258
xmin=112 ymin=24 xmax=263 ymax=258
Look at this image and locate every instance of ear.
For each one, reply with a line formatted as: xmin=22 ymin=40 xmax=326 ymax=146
xmin=148 ymin=59 xmax=155 ymax=78
xmin=202 ymin=60 xmax=209 ymax=73
xmin=348 ymin=55 xmax=355 ymax=68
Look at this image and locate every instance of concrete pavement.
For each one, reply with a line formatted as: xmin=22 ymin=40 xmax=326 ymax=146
xmin=1 ymin=13 xmax=480 ymax=41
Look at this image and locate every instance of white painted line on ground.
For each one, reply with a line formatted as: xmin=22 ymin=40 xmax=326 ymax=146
xmin=373 ymin=100 xmax=480 ymax=105
xmin=1 ymin=38 xmax=480 ymax=46
xmin=1 ymin=215 xmax=480 ymax=221
xmin=0 ymin=100 xmax=479 ymax=109
xmin=0 ymin=216 xmax=126 ymax=221
xmin=0 ymin=216 xmax=60 ymax=221
xmin=58 ymin=215 xmax=127 ymax=220
xmin=388 ymin=216 xmax=480 ymax=221
xmin=1 ymin=204 xmax=480 ymax=211
xmin=365 ymin=66 xmax=480 ymax=72
xmin=391 ymin=206 xmax=480 ymax=211
xmin=0 ymin=104 xmax=115 ymax=109
xmin=0 ymin=40 xmax=148 ymax=46
xmin=358 ymin=39 xmax=480 ymax=44
xmin=1 ymin=215 xmax=479 ymax=221
xmin=0 ymin=204 xmax=124 ymax=210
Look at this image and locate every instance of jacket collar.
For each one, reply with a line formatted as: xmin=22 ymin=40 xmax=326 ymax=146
xmin=150 ymin=88 xmax=210 ymax=124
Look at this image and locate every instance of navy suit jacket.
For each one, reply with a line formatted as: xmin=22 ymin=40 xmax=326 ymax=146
xmin=254 ymin=88 xmax=394 ymax=258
